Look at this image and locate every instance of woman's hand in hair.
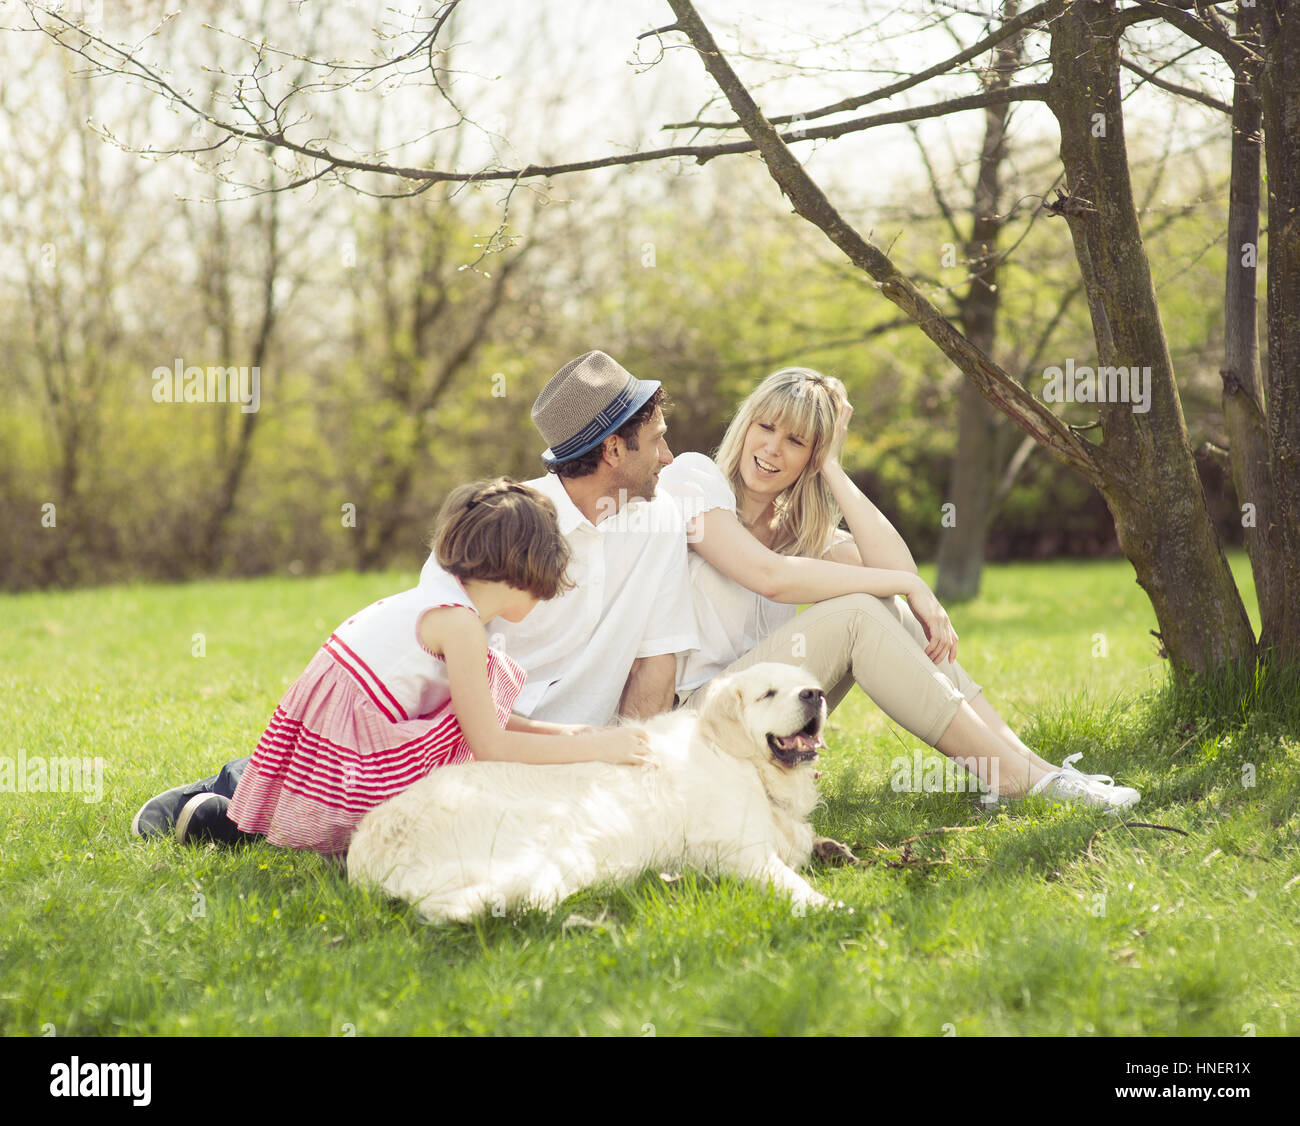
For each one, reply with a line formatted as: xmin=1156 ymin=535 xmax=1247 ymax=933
xmin=821 ymin=394 xmax=854 ymax=475
xmin=903 ymin=577 xmax=959 ymax=666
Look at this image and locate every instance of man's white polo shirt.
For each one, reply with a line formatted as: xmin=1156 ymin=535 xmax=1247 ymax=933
xmin=420 ymin=472 xmax=698 ymax=725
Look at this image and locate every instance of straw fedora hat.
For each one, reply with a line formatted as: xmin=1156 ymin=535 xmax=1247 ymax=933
xmin=533 ymin=351 xmax=660 ymax=468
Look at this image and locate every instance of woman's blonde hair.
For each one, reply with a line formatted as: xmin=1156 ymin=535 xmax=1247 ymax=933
xmin=714 ymin=367 xmax=847 ymax=558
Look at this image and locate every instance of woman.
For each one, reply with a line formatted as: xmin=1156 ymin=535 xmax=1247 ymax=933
xmin=659 ymin=367 xmax=1139 ymax=809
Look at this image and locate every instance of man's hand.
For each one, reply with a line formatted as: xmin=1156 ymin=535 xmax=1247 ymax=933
xmin=617 ymin=653 xmax=677 ymax=721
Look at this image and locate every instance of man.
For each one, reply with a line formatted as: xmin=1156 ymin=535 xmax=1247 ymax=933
xmin=424 ymin=350 xmax=696 ymax=725
xmin=133 ymin=350 xmax=698 ymax=843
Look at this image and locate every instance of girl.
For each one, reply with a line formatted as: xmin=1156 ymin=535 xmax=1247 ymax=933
xmin=222 ymin=477 xmax=651 ymax=854
xmin=658 ymin=368 xmax=1139 ymax=809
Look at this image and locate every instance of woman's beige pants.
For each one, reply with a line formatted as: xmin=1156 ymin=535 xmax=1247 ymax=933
xmin=677 ymin=593 xmax=983 ymax=746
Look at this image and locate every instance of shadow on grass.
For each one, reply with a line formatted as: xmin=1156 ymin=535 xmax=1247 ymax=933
xmin=810 ymin=658 xmax=1298 ymax=891
xmin=167 ymin=657 xmax=1297 ymax=959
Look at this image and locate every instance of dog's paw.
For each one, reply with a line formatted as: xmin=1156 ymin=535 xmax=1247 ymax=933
xmin=789 ymin=887 xmax=830 ymax=910
xmin=812 ymin=836 xmax=859 ymax=865
xmin=792 ymin=889 xmax=852 ymax=915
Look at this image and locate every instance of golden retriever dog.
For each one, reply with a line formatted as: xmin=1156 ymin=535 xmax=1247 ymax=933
xmin=347 ymin=663 xmax=831 ymax=923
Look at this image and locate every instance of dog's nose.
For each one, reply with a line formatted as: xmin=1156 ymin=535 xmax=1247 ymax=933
xmin=799 ymin=688 xmax=824 ymax=705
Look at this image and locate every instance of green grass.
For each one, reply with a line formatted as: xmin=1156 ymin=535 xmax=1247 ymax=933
xmin=1 ymin=554 xmax=1296 ymax=1036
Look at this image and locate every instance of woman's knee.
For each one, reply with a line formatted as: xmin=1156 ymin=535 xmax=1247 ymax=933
xmin=826 ymin=593 xmax=919 ymax=646
xmin=816 ymin=591 xmax=902 ymax=621
xmin=818 ymin=590 xmax=946 ymax=671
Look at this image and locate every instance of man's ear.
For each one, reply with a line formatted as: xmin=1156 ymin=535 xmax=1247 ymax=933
xmin=600 ymin=432 xmax=622 ymax=467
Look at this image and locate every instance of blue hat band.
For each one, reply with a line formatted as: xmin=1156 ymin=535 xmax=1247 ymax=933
xmin=548 ymin=382 xmax=643 ymax=463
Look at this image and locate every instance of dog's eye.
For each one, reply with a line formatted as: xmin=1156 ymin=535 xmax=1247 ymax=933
xmin=758 ymin=690 xmax=776 ymax=701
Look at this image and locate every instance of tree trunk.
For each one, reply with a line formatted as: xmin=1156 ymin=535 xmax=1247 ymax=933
xmin=668 ymin=0 xmax=1255 ymax=677
xmin=351 ymin=203 xmax=529 ymax=570
xmin=196 ymin=185 xmax=279 ymax=572
xmin=936 ymin=0 xmax=1021 ymax=601
xmin=1041 ymin=0 xmax=1256 ymax=672
xmin=1259 ymin=2 xmax=1300 ymax=661
xmin=1220 ymin=2 xmax=1287 ymax=655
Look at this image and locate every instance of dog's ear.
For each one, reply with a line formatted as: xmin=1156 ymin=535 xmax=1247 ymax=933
xmin=700 ymin=673 xmax=743 ymax=715
xmin=695 ymin=674 xmax=744 ymax=746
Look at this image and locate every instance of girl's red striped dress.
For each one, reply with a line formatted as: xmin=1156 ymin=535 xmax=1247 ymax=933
xmin=228 ymin=564 xmax=526 ymax=855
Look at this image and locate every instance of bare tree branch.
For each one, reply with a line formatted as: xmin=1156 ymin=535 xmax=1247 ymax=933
xmin=710 ymin=318 xmax=918 ymax=371
xmin=661 ymin=0 xmax=1100 ymax=483
xmin=1121 ymin=57 xmax=1231 ymax=113
xmin=1123 ymin=0 xmax=1256 ymax=70
xmin=25 ymin=6 xmax=1050 ymax=191
xmin=660 ymin=0 xmax=1066 ymax=132
xmin=908 ymin=122 xmax=967 ymax=252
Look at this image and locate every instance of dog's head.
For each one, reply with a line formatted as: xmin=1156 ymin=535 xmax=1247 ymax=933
xmin=695 ymin=662 xmax=827 ymax=770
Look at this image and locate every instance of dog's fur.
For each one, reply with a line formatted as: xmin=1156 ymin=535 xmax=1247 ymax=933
xmin=346 ymin=663 xmax=830 ymax=922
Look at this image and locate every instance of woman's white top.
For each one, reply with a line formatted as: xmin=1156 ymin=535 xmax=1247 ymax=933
xmin=658 ymin=452 xmax=847 ymax=694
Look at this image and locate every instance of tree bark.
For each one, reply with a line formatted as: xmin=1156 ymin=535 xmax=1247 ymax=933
xmin=1220 ymin=2 xmax=1286 ymax=654
xmin=196 ymin=182 xmax=280 ymax=572
xmin=1258 ymin=2 xmax=1300 ymax=661
xmin=667 ymin=0 xmax=1256 ymax=677
xmin=936 ymin=0 xmax=1022 ymax=601
xmin=1044 ymin=0 xmax=1256 ymax=672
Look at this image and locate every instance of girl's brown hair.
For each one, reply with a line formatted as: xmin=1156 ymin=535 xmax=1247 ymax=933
xmin=431 ymin=478 xmax=574 ymax=600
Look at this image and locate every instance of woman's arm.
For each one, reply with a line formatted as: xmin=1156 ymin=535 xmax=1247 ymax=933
xmin=815 ymin=394 xmax=958 ymax=664
xmin=419 ymin=608 xmax=650 ymax=765
xmin=820 ymin=397 xmax=918 ymax=574
xmin=690 ymin=507 xmax=923 ymax=605
xmin=820 ymin=463 xmax=918 ymax=573
xmin=692 ymin=512 xmax=956 ymax=664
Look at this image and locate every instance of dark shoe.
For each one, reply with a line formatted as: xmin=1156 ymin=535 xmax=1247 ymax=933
xmin=131 ymin=775 xmax=219 ymax=839
xmin=175 ymin=793 xmax=256 ymax=846
xmin=130 ymin=757 xmax=254 ymax=840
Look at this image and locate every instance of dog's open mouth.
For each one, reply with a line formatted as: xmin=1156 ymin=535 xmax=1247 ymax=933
xmin=767 ymin=716 xmax=825 ymax=767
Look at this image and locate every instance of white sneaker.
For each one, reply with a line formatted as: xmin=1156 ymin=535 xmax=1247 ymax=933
xmin=1028 ymin=753 xmax=1140 ymax=811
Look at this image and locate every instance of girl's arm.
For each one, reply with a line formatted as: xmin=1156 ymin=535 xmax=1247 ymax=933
xmin=690 ymin=507 xmax=923 ymax=605
xmin=505 ymin=714 xmax=589 ymax=736
xmin=420 ymin=608 xmax=650 ymax=765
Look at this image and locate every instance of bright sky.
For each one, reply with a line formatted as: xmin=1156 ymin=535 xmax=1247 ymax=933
xmin=1 ymin=0 xmax=1234 ymax=265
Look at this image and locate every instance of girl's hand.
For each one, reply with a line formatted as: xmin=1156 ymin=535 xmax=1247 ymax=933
xmin=596 ymin=726 xmax=655 ymax=766
xmin=821 ymin=394 xmax=853 ymax=474
xmin=904 ymin=577 xmax=959 ymax=666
